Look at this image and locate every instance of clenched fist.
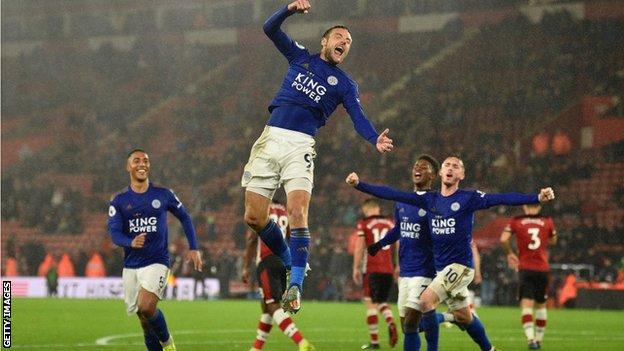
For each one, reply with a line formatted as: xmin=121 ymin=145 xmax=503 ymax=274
xmin=346 ymin=172 xmax=360 ymax=186
xmin=287 ymin=0 xmax=311 ymax=13
xmin=538 ymin=187 xmax=555 ymax=203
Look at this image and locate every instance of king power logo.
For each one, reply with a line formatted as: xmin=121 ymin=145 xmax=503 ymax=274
xmin=400 ymin=221 xmax=421 ymax=239
xmin=291 ymin=73 xmax=327 ymax=103
xmin=129 ymin=217 xmax=158 ymax=233
xmin=432 ymin=218 xmax=456 ymax=235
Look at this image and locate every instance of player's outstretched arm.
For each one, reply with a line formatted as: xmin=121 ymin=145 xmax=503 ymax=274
xmin=343 ymin=87 xmax=394 ymax=152
xmin=263 ymin=1 xmax=311 ymax=62
xmin=474 ymin=189 xmax=548 ymax=210
xmin=346 ymin=172 xmax=428 ymax=208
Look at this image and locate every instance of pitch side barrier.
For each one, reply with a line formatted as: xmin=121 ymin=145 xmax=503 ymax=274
xmin=0 ymin=277 xmax=219 ymax=300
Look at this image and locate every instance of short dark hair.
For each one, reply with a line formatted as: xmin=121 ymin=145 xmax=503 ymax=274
xmin=127 ymin=148 xmax=147 ymax=158
xmin=322 ymin=25 xmax=350 ymax=39
xmin=417 ymin=154 xmax=440 ymax=175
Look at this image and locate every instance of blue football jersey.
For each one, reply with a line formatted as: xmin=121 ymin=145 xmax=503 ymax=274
xmin=394 ymin=202 xmax=435 ymax=278
xmin=356 ymin=182 xmax=539 ymax=270
xmin=263 ymin=6 xmax=378 ymax=144
xmin=108 ymin=183 xmax=198 ymax=269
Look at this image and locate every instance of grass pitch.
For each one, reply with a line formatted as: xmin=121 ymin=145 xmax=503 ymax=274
xmin=10 ymin=298 xmax=624 ymax=350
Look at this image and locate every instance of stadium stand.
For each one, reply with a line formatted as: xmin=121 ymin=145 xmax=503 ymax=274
xmin=2 ymin=0 xmax=623 ymax=303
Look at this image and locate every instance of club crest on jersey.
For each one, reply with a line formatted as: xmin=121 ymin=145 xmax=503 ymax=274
xmin=327 ymin=76 xmax=338 ymax=86
xmin=152 ymin=199 xmax=161 ymax=209
xmin=108 ymin=206 xmax=116 ymax=217
xmin=451 ymin=202 xmax=460 ymax=211
xmin=418 ymin=209 xmax=427 ymax=217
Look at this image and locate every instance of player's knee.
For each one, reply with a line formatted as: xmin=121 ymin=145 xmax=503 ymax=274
xmin=403 ymin=321 xmax=419 ymax=334
xmin=418 ymin=300 xmax=435 ymax=313
xmin=287 ymin=207 xmax=307 ymax=227
xmin=265 ymin=302 xmax=281 ymax=315
xmin=453 ymin=309 xmax=472 ymax=325
xmin=136 ymin=302 xmax=157 ymax=319
xmin=403 ymin=309 xmax=421 ymax=333
xmin=244 ymin=212 xmax=265 ymax=231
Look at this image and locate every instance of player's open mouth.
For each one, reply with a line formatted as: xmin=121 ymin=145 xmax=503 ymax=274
xmin=414 ymin=172 xmax=422 ymax=178
xmin=334 ymin=47 xmax=344 ymax=55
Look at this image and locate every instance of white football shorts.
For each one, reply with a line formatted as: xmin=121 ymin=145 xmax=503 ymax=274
xmin=241 ymin=126 xmax=316 ymax=198
xmin=428 ymin=263 xmax=475 ymax=311
xmin=123 ymin=263 xmax=170 ymax=315
xmin=398 ymin=276 xmax=433 ymax=318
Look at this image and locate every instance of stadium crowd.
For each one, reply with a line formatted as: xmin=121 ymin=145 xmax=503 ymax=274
xmin=2 ymin=5 xmax=623 ymax=304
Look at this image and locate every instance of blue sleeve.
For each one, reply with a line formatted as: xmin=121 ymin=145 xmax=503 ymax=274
xmin=470 ymin=190 xmax=540 ymax=211
xmin=107 ymin=199 xmax=132 ymax=248
xmin=167 ymin=190 xmax=199 ymax=250
xmin=263 ymin=6 xmax=307 ymax=62
xmin=355 ymin=182 xmax=430 ymax=209
xmin=343 ymin=81 xmax=378 ymax=145
xmin=377 ymin=207 xmax=401 ymax=246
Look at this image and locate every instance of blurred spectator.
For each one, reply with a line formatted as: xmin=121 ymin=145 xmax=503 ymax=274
xmin=596 ymin=257 xmax=619 ymax=283
xmin=169 ymin=244 xmax=184 ymax=299
xmin=75 ymin=251 xmax=89 ymax=276
xmin=552 ymin=129 xmax=572 ymax=156
xmin=57 ymin=253 xmax=76 ymax=277
xmin=217 ymin=248 xmax=237 ymax=299
xmin=46 ymin=263 xmax=58 ymax=297
xmin=3 ymin=257 xmax=19 ymax=276
xmin=558 ymin=272 xmax=577 ymax=308
xmin=85 ymin=252 xmax=107 ymax=277
xmin=532 ymin=132 xmax=550 ymax=157
xmin=38 ymin=253 xmax=56 ymax=277
xmin=191 ymin=246 xmax=209 ymax=299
